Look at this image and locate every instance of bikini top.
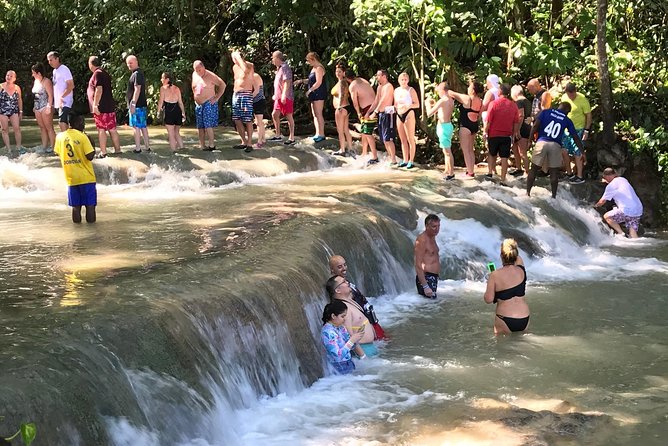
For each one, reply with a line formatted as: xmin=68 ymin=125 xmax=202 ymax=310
xmin=396 ymin=87 xmax=413 ymax=105
xmin=493 ymin=265 xmax=526 ymax=303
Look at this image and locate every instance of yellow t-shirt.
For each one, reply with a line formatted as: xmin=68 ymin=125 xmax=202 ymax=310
xmin=560 ymin=92 xmax=591 ymax=129
xmin=54 ymin=129 xmax=96 ymax=186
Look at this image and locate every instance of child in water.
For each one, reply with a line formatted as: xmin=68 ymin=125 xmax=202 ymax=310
xmin=320 ymin=300 xmax=364 ymax=374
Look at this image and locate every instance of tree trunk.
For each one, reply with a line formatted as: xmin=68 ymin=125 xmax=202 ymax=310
xmin=596 ymin=0 xmax=616 ymax=145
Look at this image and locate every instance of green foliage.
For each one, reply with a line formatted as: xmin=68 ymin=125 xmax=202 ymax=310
xmin=3 ymin=422 xmax=37 ymax=446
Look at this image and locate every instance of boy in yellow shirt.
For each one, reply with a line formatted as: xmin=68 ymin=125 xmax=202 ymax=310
xmin=54 ymin=114 xmax=97 ymax=223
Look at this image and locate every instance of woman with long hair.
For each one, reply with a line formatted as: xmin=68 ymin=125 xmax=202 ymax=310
xmin=484 ymin=239 xmax=530 ymax=335
xmin=331 ymin=63 xmax=353 ymax=155
xmin=31 ymin=63 xmax=56 ymax=152
xmin=157 ymin=72 xmax=186 ymax=151
xmin=321 ymin=299 xmax=364 ymax=374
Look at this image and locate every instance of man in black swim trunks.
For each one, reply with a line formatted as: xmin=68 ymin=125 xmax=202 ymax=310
xmin=414 ymin=214 xmax=441 ymax=298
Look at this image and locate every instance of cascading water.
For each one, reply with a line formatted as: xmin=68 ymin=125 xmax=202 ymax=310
xmin=1 ymin=150 xmax=666 ymax=445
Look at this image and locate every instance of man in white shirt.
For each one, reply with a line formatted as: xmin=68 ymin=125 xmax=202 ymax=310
xmin=47 ymin=51 xmax=74 ymax=131
xmin=594 ymin=167 xmax=643 ymax=238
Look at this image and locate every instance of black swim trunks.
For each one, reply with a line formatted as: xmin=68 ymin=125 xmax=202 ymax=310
xmin=416 ymin=272 xmax=439 ymax=298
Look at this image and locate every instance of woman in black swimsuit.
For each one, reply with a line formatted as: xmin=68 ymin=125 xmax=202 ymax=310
xmin=448 ymin=81 xmax=483 ymax=177
xmin=483 ymin=238 xmax=530 ymax=334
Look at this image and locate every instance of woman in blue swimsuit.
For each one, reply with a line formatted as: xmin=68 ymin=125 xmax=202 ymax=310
xmin=484 ymin=239 xmax=530 ymax=334
xmin=305 ymin=52 xmax=327 ymax=142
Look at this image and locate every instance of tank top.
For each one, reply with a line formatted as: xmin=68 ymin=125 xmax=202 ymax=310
xmin=532 ymin=89 xmax=545 ymax=118
xmin=253 ymin=84 xmax=265 ymax=103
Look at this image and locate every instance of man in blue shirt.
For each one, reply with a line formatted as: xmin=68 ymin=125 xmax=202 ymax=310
xmin=526 ymin=103 xmax=584 ymax=198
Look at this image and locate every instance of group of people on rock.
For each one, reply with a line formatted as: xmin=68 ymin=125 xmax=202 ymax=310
xmin=321 ymin=173 xmax=644 ymax=374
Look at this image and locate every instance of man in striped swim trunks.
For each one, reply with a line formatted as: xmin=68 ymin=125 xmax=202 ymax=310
xmin=231 ymin=50 xmax=255 ymax=153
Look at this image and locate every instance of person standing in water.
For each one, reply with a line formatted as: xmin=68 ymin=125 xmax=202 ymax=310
xmin=252 ymin=72 xmax=266 ymax=148
xmin=326 ymin=275 xmax=377 ymax=357
xmin=53 ymin=114 xmax=97 ymax=223
xmin=157 ymin=72 xmax=186 ymax=152
xmin=448 ymin=80 xmax=483 ymax=178
xmin=31 ymin=63 xmax=56 ymax=153
xmin=87 ymin=56 xmax=122 ymax=157
xmin=331 ymin=63 xmax=354 ymax=156
xmin=426 ymin=82 xmax=455 ymax=180
xmin=0 ymin=70 xmax=24 ymax=154
xmin=594 ymin=167 xmax=643 ymax=238
xmin=320 ymin=300 xmax=364 ymax=375
xmin=414 ymin=214 xmax=441 ymax=298
xmin=231 ymin=50 xmax=255 ymax=152
xmin=483 ymin=239 xmax=530 ymax=334
xmin=346 ymin=69 xmax=377 ymax=163
xmin=192 ymin=60 xmax=226 ymax=151
xmin=329 ymin=255 xmax=386 ymax=340
xmin=366 ymin=69 xmax=398 ymax=165
xmin=305 ymin=52 xmax=327 ymax=142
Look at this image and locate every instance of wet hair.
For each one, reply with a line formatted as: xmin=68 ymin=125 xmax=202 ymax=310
xmin=306 ymin=52 xmax=320 ymax=63
xmin=89 ymin=56 xmax=101 ymax=68
xmin=471 ymin=81 xmax=484 ymax=96
xmin=344 ymin=69 xmax=356 ymax=80
xmin=425 ymin=214 xmax=440 ymax=226
xmin=603 ymin=167 xmax=617 ymax=177
xmin=47 ymin=51 xmax=60 ymax=60
xmin=499 ymin=83 xmax=511 ymax=97
xmin=325 ymin=275 xmax=344 ymax=301
xmin=500 ymin=238 xmax=519 ymax=265
xmin=162 ymin=72 xmax=174 ymax=86
xmin=31 ymin=63 xmax=45 ymax=76
xmin=321 ymin=300 xmax=348 ymax=324
xmin=68 ymin=113 xmax=85 ymax=132
xmin=558 ymin=102 xmax=572 ymax=114
xmin=565 ymin=82 xmax=577 ymax=93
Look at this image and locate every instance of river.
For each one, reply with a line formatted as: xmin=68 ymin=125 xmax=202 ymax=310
xmin=1 ymin=128 xmax=666 ymax=445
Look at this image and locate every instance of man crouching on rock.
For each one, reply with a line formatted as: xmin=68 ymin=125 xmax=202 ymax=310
xmin=415 ymin=214 xmax=441 ymax=298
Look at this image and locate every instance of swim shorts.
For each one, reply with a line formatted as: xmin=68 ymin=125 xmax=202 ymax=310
xmin=232 ymin=90 xmax=254 ymax=123
xmin=94 ymin=112 xmax=117 ymax=131
xmin=532 ymin=140 xmax=562 ymax=169
xmin=273 ymin=98 xmax=294 ymax=115
xmin=359 ymin=342 xmax=378 ymax=357
xmin=562 ymin=128 xmax=584 ymax=156
xmin=68 ymin=182 xmax=97 ymax=207
xmin=488 ymin=136 xmax=512 ymax=158
xmin=129 ymin=106 xmax=147 ymax=128
xmin=378 ymin=112 xmax=395 ymax=142
xmin=195 ymin=100 xmax=219 ymax=129
xmin=607 ymin=208 xmax=641 ymax=231
xmin=57 ymin=106 xmax=72 ymax=124
xmin=360 ymin=117 xmax=377 ymax=135
xmin=437 ymin=122 xmax=454 ymax=150
xmin=416 ymin=272 xmax=439 ymax=298
xmin=253 ymin=98 xmax=266 ymax=116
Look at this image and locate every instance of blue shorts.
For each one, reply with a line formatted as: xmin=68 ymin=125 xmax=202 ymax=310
xmin=232 ymin=91 xmax=254 ymax=123
xmin=331 ymin=359 xmax=355 ymax=375
xmin=359 ymin=342 xmax=378 ymax=357
xmin=195 ymin=100 xmax=219 ymax=129
xmin=437 ymin=122 xmax=454 ymax=149
xmin=377 ymin=112 xmax=395 ymax=142
xmin=562 ymin=128 xmax=584 ymax=156
xmin=68 ymin=183 xmax=97 ymax=207
xmin=129 ymin=106 xmax=147 ymax=129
